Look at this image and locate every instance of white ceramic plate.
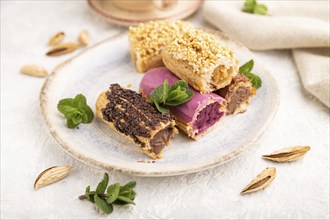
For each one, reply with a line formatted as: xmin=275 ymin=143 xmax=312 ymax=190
xmin=40 ymin=30 xmax=280 ymax=177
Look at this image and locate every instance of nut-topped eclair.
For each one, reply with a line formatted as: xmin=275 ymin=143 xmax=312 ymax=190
xmin=140 ymin=67 xmax=227 ymax=140
xmin=217 ymin=74 xmax=256 ymax=114
xmin=96 ymin=84 xmax=178 ymax=159
xmin=128 ymin=20 xmax=192 ymax=72
xmin=162 ymin=28 xmax=238 ymax=93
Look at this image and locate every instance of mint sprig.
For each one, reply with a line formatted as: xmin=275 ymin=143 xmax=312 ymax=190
xmin=57 ymin=94 xmax=94 ymax=128
xmin=79 ymin=173 xmax=137 ymax=215
xmin=150 ymin=80 xmax=194 ymax=114
xmin=242 ymin=0 xmax=268 ymax=15
xmin=239 ymin=60 xmax=262 ymax=89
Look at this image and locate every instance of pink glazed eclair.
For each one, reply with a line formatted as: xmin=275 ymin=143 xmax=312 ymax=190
xmin=139 ymin=67 xmax=227 ymax=140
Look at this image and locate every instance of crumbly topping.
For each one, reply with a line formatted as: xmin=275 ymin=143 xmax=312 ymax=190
xmin=167 ymin=29 xmax=235 ymax=75
xmin=102 ymin=84 xmax=174 ymax=147
xmin=128 ymin=20 xmax=192 ymax=63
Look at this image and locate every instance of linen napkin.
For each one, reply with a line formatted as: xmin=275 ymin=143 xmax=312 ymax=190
xmin=203 ymin=0 xmax=330 ymax=108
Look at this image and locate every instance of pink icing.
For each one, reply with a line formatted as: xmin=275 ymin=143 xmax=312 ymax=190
xmin=139 ymin=67 xmax=226 ymax=125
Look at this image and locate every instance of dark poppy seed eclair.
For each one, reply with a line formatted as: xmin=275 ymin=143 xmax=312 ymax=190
xmin=95 ymin=84 xmax=178 ymax=159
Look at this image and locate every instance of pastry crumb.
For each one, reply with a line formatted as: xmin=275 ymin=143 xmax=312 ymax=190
xmin=128 ymin=20 xmax=192 ymax=64
xmin=167 ymin=28 xmax=235 ymax=75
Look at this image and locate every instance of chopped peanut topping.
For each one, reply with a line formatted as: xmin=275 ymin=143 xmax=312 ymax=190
xmin=167 ymin=29 xmax=235 ymax=75
xmin=128 ymin=20 xmax=192 ymax=63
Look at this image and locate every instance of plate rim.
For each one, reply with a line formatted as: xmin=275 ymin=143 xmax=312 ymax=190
xmin=40 ymin=30 xmax=281 ymax=177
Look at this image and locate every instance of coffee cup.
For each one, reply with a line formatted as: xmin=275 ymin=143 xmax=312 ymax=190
xmin=112 ymin=0 xmax=177 ymax=11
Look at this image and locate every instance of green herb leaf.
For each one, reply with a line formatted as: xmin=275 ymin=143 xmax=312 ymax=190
xmin=245 ymin=72 xmax=262 ymax=89
xmin=254 ymin=4 xmax=268 ymax=15
xmin=84 ymin=186 xmax=96 ymax=203
xmin=150 ymin=82 xmax=166 ymax=104
xmin=166 ymin=80 xmax=193 ymax=106
xmin=74 ymin=94 xmax=94 ymax=123
xmin=79 ymin=105 xmax=94 ymax=123
xmin=57 ymin=94 xmax=94 ymax=128
xmin=67 ymin=119 xmax=78 ymax=128
xmin=166 ymin=87 xmax=193 ymax=106
xmin=154 ymin=102 xmax=170 ymax=114
xmin=106 ymin=183 xmax=120 ymax=204
xmin=73 ymin=94 xmax=86 ymax=106
xmin=96 ymin=173 xmax=109 ymax=194
xmin=239 ymin=60 xmax=262 ymax=89
xmin=123 ymin=181 xmax=137 ymax=189
xmin=94 ymin=194 xmax=113 ymax=214
xmin=168 ymin=80 xmax=188 ymax=92
xmin=119 ymin=188 xmax=136 ymax=201
xmin=242 ymin=0 xmax=267 ymax=15
xmin=71 ymin=112 xmax=83 ymax=124
xmin=239 ymin=59 xmax=254 ymax=75
xmin=242 ymin=0 xmax=256 ymax=13
xmin=116 ymin=196 xmax=136 ymax=205
xmin=57 ymin=98 xmax=78 ymax=118
xmin=79 ymin=173 xmax=137 ymax=215
xmin=85 ymin=186 xmax=91 ymax=201
xmin=162 ymin=80 xmax=169 ymax=104
xmin=150 ymin=80 xmax=194 ymax=113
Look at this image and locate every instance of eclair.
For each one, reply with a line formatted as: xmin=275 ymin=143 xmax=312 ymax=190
xmin=216 ymin=74 xmax=256 ymax=114
xmin=162 ymin=28 xmax=239 ymax=93
xmin=96 ymin=84 xmax=178 ymax=159
xmin=128 ymin=20 xmax=192 ymax=72
xmin=140 ymin=67 xmax=227 ymax=140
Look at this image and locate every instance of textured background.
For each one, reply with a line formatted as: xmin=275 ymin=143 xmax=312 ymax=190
xmin=1 ymin=1 xmax=329 ymax=219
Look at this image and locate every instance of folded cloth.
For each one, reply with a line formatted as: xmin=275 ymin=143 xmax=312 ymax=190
xmin=203 ymin=0 xmax=330 ymax=108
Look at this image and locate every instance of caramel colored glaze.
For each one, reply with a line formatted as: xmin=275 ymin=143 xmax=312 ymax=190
xmin=227 ymin=86 xmax=250 ymax=114
xmin=217 ymin=73 xmax=255 ymax=114
xmin=150 ymin=127 xmax=174 ymax=155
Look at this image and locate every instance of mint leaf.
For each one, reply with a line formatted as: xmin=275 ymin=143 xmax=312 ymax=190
xmin=85 ymin=186 xmax=90 ymax=200
xmin=94 ymin=194 xmax=113 ymax=214
xmin=72 ymin=112 xmax=83 ymax=124
xmin=254 ymin=4 xmax=267 ymax=15
xmin=57 ymin=94 xmax=94 ymax=128
xmin=106 ymin=183 xmax=120 ymax=204
xmin=73 ymin=94 xmax=87 ymax=108
xmin=119 ymin=188 xmax=136 ymax=201
xmin=242 ymin=0 xmax=267 ymax=15
xmin=150 ymin=80 xmax=194 ymax=113
xmin=81 ymin=105 xmax=94 ymax=123
xmin=166 ymin=87 xmax=193 ymax=106
xmin=166 ymin=81 xmax=193 ymax=106
xmin=239 ymin=60 xmax=254 ymax=75
xmin=118 ymin=181 xmax=137 ymax=201
xmin=78 ymin=173 xmax=137 ymax=215
xmin=154 ymin=102 xmax=170 ymax=114
xmin=243 ymin=0 xmax=256 ymax=13
xmin=245 ymin=72 xmax=262 ymax=89
xmin=85 ymin=186 xmax=95 ymax=203
xmin=123 ymin=181 xmax=137 ymax=189
xmin=150 ymin=81 xmax=166 ymax=104
xmin=96 ymin=173 xmax=109 ymax=194
xmin=67 ymin=119 xmax=78 ymax=128
xmin=162 ymin=80 xmax=169 ymax=105
xmin=116 ymin=196 xmax=135 ymax=205
xmin=239 ymin=60 xmax=262 ymax=89
xmin=168 ymin=80 xmax=188 ymax=92
xmin=57 ymin=98 xmax=78 ymax=119
xmin=166 ymin=90 xmax=188 ymax=105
